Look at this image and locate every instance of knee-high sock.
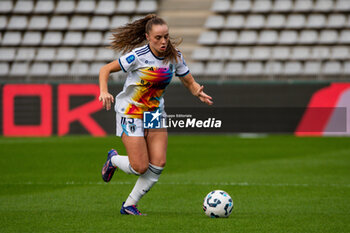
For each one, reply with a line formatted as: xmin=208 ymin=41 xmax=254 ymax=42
xmin=111 ymin=155 xmax=140 ymax=175
xmin=124 ymin=163 xmax=163 ymax=207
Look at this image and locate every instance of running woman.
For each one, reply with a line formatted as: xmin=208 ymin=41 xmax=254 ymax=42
xmin=99 ymin=14 xmax=213 ymax=215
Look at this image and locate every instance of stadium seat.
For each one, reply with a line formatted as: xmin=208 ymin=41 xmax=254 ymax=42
xmin=307 ymin=14 xmax=326 ymax=28
xmin=279 ymin=31 xmax=298 ymax=44
xmin=205 ymin=15 xmax=225 ymax=29
xmin=89 ymin=62 xmax=105 ymax=76
xmin=95 ymin=0 xmax=116 ymax=15
xmin=42 ymin=32 xmax=62 ymax=46
xmin=304 ymin=61 xmax=321 ymax=75
xmin=205 ymin=62 xmax=224 ymax=75
xmin=265 ymin=14 xmax=285 ymax=28
xmin=225 ymin=15 xmax=245 ymax=29
xmin=34 ymin=0 xmax=54 ymax=13
xmin=13 ymin=0 xmax=33 ymax=13
xmin=251 ymin=47 xmax=270 ymax=60
xmin=70 ymin=62 xmax=89 ymax=76
xmin=198 ymin=31 xmax=218 ymax=45
xmin=15 ymin=48 xmax=35 ymax=61
xmin=28 ymin=16 xmax=48 ymax=30
xmin=294 ymin=0 xmax=313 ymax=12
xmin=244 ymin=61 xmax=263 ymax=75
xmin=188 ymin=62 xmax=205 ymax=76
xmin=192 ymin=47 xmax=211 ymax=61
xmin=218 ymin=31 xmax=237 ymax=45
xmin=237 ymin=31 xmax=258 ymax=44
xmin=63 ymin=32 xmax=83 ymax=45
xmin=339 ymin=30 xmax=350 ymax=43
xmin=69 ymin=16 xmax=89 ymax=30
xmin=77 ymin=48 xmax=96 ymax=61
xmin=284 ymin=61 xmax=303 ymax=75
xmin=0 ymin=1 xmax=13 ymax=13
xmin=331 ymin=46 xmax=349 ymax=59
xmin=272 ymin=47 xmax=290 ymax=60
xmin=0 ymin=48 xmax=16 ymax=61
xmin=7 ymin=16 xmax=28 ymax=30
xmin=314 ymin=0 xmax=334 ymax=12
xmin=111 ymin=16 xmax=130 ymax=28
xmin=2 ymin=32 xmax=21 ymax=46
xmin=117 ymin=0 xmax=137 ymax=13
xmin=137 ymin=0 xmax=158 ymax=13
xmin=299 ymin=30 xmax=318 ymax=44
xmin=224 ymin=62 xmax=244 ymax=75
xmin=83 ymin=32 xmax=102 ymax=45
xmin=0 ymin=62 xmax=9 ymax=75
xmin=96 ymin=48 xmax=115 ymax=61
xmin=10 ymin=62 xmax=29 ymax=76
xmin=0 ymin=16 xmax=7 ymax=30
xmin=49 ymin=16 xmax=69 ymax=30
xmin=212 ymin=47 xmax=231 ymax=60
xmin=334 ymin=0 xmax=350 ymax=12
xmin=251 ymin=0 xmax=272 ymax=13
xmin=56 ymin=48 xmax=76 ymax=61
xmin=30 ymin=62 xmax=49 ymax=76
xmin=55 ymin=0 xmax=75 ymax=13
xmin=50 ymin=63 xmax=69 ymax=76
xmin=103 ymin=32 xmax=113 ymax=45
xmin=327 ymin=14 xmax=346 ymax=28
xmin=231 ymin=47 xmax=250 ymax=60
xmin=89 ymin=16 xmax=109 ymax=30
xmin=245 ymin=15 xmax=265 ymax=29
xmin=231 ymin=0 xmax=251 ymax=12
xmin=22 ymin=32 xmax=41 ymax=46
xmin=291 ymin=46 xmax=310 ymax=60
xmin=285 ymin=14 xmax=306 ymax=29
xmin=212 ymin=0 xmax=231 ymax=13
xmin=344 ymin=61 xmax=350 ymax=74
xmin=36 ymin=48 xmax=56 ymax=61
xmin=264 ymin=61 xmax=283 ymax=75
xmin=273 ymin=0 xmax=293 ymax=12
xmin=76 ymin=0 xmax=95 ymax=13
xmin=258 ymin=30 xmax=278 ymax=44
xmin=311 ymin=46 xmax=330 ymax=60
xmin=319 ymin=30 xmax=338 ymax=44
xmin=323 ymin=61 xmax=342 ymax=74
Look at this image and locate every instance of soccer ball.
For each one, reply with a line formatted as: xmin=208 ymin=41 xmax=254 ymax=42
xmin=203 ymin=190 xmax=233 ymax=218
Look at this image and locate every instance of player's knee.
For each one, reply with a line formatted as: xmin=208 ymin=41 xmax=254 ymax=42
xmin=133 ymin=164 xmax=148 ymax=174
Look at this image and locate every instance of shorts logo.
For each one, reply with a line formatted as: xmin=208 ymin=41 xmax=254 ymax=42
xmin=126 ymin=55 xmax=135 ymax=64
xmin=129 ymin=124 xmax=136 ymax=133
xmin=143 ymin=109 xmax=161 ymax=129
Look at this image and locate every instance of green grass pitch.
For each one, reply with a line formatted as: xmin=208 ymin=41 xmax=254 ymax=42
xmin=0 ymin=135 xmax=349 ymax=233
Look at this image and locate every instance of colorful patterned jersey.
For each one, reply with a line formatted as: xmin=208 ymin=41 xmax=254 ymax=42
xmin=116 ymin=44 xmax=190 ymax=118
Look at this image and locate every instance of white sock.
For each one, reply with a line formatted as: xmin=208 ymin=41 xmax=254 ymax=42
xmin=124 ymin=163 xmax=163 ymax=207
xmin=111 ymin=155 xmax=140 ymax=175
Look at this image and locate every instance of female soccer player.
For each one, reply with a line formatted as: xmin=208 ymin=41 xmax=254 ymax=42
xmin=99 ymin=14 xmax=213 ymax=215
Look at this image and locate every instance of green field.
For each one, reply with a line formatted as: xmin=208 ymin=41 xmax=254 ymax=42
xmin=0 ymin=135 xmax=349 ymax=233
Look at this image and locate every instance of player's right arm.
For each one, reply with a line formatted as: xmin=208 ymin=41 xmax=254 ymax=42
xmin=99 ymin=60 xmax=122 ymax=111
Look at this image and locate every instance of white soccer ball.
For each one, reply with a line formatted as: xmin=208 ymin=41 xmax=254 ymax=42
xmin=203 ymin=190 xmax=234 ymax=218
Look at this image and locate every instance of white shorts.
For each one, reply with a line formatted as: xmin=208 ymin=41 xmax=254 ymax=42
xmin=116 ymin=112 xmax=167 ymax=137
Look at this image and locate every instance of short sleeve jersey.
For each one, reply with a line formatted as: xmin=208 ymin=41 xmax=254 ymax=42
xmin=116 ymin=44 xmax=190 ymax=118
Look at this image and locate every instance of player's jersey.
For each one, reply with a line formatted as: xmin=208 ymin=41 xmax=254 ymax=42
xmin=116 ymin=44 xmax=190 ymax=118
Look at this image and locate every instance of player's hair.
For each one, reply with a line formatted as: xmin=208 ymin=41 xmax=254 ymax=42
xmin=110 ymin=14 xmax=181 ymax=63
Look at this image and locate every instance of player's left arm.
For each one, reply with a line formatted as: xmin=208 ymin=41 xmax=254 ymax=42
xmin=178 ymin=73 xmax=213 ymax=105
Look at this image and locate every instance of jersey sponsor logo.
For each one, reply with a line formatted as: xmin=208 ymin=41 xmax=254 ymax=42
xmin=126 ymin=55 xmax=135 ymax=64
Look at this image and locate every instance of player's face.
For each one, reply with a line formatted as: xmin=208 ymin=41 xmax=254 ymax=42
xmin=146 ymin=24 xmax=169 ymax=57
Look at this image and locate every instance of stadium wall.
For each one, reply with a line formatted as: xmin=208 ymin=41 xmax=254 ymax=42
xmin=1 ymin=82 xmax=349 ymax=136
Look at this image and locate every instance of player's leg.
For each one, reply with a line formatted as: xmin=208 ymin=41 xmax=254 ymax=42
xmin=123 ymin=129 xmax=167 ymax=209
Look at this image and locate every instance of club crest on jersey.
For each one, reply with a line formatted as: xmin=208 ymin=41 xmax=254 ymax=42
xmin=126 ymin=55 xmax=135 ymax=64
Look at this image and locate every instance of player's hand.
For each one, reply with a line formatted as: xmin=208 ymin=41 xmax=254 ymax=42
xmin=196 ymin=85 xmax=213 ymax=106
xmin=99 ymin=92 xmax=114 ymax=111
